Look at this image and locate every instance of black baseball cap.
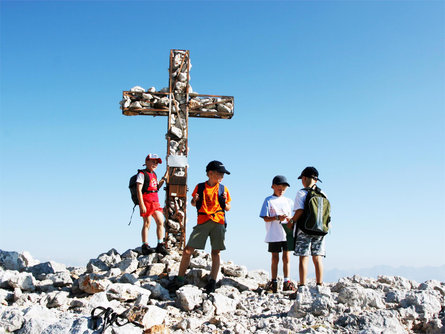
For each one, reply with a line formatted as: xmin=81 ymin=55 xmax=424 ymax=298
xmin=206 ymin=160 xmax=230 ymax=174
xmin=272 ymin=175 xmax=290 ymax=187
xmin=298 ymin=166 xmax=322 ymax=182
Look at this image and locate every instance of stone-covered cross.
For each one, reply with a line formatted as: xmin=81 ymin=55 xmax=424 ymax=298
xmin=121 ymin=49 xmax=234 ymax=252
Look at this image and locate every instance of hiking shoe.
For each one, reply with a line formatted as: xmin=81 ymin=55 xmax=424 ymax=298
xmin=205 ymin=279 xmax=216 ymax=294
xmin=141 ymin=244 xmax=154 ymax=255
xmin=167 ymin=277 xmax=185 ymax=292
xmin=283 ymin=281 xmax=297 ymax=292
xmin=265 ymin=280 xmax=278 ymax=293
xmin=155 ymin=243 xmax=169 ymax=256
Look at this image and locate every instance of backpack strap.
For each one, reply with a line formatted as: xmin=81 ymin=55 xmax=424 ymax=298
xmin=195 ymin=182 xmax=206 ymax=210
xmin=196 ymin=183 xmax=227 ymax=225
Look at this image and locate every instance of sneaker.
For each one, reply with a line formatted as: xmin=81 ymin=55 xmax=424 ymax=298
xmin=141 ymin=244 xmax=154 ymax=255
xmin=265 ymin=280 xmax=278 ymax=293
xmin=289 ymin=284 xmax=306 ymax=300
xmin=205 ymin=279 xmax=216 ymax=294
xmin=283 ymin=281 xmax=297 ymax=292
xmin=155 ymin=243 xmax=169 ymax=256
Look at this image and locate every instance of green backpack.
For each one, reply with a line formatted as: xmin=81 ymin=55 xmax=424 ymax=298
xmin=297 ymin=186 xmax=331 ymax=236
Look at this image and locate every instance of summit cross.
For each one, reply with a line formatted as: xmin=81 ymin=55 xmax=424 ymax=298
xmin=121 ymin=49 xmax=234 ymax=252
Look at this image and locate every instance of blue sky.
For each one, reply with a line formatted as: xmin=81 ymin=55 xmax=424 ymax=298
xmin=1 ymin=1 xmax=444 ymax=281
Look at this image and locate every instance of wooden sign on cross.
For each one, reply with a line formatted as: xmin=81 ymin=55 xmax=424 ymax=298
xmin=121 ymin=49 xmax=234 ymax=252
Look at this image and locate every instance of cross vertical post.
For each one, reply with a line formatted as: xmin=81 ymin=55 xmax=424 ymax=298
xmin=121 ymin=49 xmax=234 ymax=252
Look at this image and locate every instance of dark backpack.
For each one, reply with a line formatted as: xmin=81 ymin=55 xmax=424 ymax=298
xmin=195 ymin=182 xmax=227 ymax=226
xmin=129 ymin=170 xmax=158 ymax=205
xmin=128 ymin=170 xmax=158 ymax=225
xmin=297 ymin=186 xmax=331 ymax=236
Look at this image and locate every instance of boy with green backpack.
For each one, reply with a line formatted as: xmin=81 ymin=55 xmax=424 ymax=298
xmin=287 ymin=167 xmax=331 ymax=294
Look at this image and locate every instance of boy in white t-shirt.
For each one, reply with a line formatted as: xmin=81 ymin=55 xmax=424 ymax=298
xmin=259 ymin=175 xmax=297 ymax=293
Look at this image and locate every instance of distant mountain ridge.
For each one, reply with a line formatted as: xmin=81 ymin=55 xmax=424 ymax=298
xmin=324 ymin=264 xmax=445 ymax=283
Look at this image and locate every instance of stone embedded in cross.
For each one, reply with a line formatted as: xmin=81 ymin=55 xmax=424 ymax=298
xmin=120 ymin=49 xmax=235 ymax=251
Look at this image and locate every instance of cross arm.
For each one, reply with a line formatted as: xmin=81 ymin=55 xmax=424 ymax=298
xmin=121 ymin=89 xmax=234 ymax=119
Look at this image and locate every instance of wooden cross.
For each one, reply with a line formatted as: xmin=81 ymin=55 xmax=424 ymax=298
xmin=121 ymin=49 xmax=234 ymax=251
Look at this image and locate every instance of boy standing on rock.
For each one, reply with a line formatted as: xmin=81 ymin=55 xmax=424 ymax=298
xmin=136 ymin=153 xmax=169 ymax=256
xmin=170 ymin=160 xmax=231 ymax=294
xmin=287 ymin=167 xmax=329 ymax=295
xmin=259 ymin=175 xmax=297 ymax=293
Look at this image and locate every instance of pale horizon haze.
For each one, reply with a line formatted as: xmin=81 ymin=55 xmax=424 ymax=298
xmin=1 ymin=0 xmax=444 ymax=282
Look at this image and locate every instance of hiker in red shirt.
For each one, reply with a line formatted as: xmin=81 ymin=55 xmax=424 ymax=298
xmin=136 ymin=154 xmax=169 ymax=256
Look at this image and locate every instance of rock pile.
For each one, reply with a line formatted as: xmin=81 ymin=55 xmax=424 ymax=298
xmin=1 ymin=248 xmax=443 ymax=333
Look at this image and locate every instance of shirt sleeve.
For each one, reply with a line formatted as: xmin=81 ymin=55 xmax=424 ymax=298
xmin=259 ymin=198 xmax=270 ymax=218
xmin=191 ymin=185 xmax=198 ymax=198
xmin=136 ymin=172 xmax=145 ymax=184
xmin=293 ymin=190 xmax=308 ymax=211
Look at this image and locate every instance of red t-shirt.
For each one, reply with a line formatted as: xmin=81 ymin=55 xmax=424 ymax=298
xmin=137 ymin=171 xmax=159 ymax=202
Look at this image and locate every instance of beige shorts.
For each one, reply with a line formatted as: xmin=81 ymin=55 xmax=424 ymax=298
xmin=187 ymin=220 xmax=226 ymax=250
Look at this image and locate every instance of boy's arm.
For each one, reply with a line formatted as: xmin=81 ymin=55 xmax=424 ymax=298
xmin=136 ymin=183 xmax=146 ymax=214
xmin=157 ymin=170 xmax=168 ymax=190
xmin=191 ymin=185 xmax=199 ymax=207
xmin=263 ymin=216 xmax=278 ymax=222
xmin=287 ymin=209 xmax=303 ymax=229
xmin=223 ymin=188 xmax=231 ymax=211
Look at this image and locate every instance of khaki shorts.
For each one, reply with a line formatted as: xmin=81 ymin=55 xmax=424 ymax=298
xmin=187 ymin=220 xmax=226 ymax=250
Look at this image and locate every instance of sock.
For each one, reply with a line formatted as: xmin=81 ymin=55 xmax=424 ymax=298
xmin=284 ymin=278 xmax=289 ymax=282
xmin=157 ymin=240 xmax=163 ymax=245
xmin=142 ymin=242 xmax=148 ymax=245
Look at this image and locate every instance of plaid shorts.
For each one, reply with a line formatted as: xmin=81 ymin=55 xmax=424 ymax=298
xmin=294 ymin=230 xmax=326 ymax=257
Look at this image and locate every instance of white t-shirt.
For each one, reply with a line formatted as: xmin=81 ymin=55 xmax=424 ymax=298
xmin=293 ymin=189 xmax=309 ymax=211
xmin=293 ymin=188 xmax=328 ymax=212
xmin=259 ymin=195 xmax=294 ymax=243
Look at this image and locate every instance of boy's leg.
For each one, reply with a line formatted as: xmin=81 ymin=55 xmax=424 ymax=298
xmin=271 ymin=252 xmax=279 ymax=280
xmin=210 ymin=249 xmax=220 ymax=280
xmin=178 ymin=246 xmax=194 ymax=277
xmin=312 ymin=255 xmax=323 ymax=284
xmin=141 ymin=216 xmax=151 ymax=243
xmin=282 ymin=251 xmax=290 ymax=278
xmin=299 ymin=256 xmax=309 ymax=285
xmin=152 ymin=210 xmax=165 ymax=241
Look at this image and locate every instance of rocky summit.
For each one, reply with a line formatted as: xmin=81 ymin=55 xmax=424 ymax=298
xmin=0 ymin=249 xmax=443 ymax=333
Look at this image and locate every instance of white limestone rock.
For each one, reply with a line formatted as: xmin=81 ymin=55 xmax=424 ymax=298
xmin=130 ymin=86 xmax=145 ymax=92
xmin=141 ymin=281 xmax=171 ymax=301
xmin=116 ymin=258 xmax=138 ymax=274
xmin=27 ymin=260 xmax=66 ymax=278
xmin=129 ymin=101 xmax=142 ymax=109
xmin=211 ymin=292 xmax=238 ymax=315
xmin=106 ymin=283 xmax=151 ymax=302
xmin=221 ymin=263 xmax=247 ymax=278
xmin=8 ymin=272 xmax=36 ymax=292
xmin=77 ymin=274 xmax=110 ymax=294
xmin=0 ymin=307 xmax=24 ymax=332
xmin=142 ymin=305 xmax=167 ymax=330
xmin=46 ymin=271 xmax=73 ymax=287
xmin=145 ymin=263 xmax=166 ymax=276
xmin=46 ymin=291 xmax=69 ymax=309
xmin=176 ymin=285 xmax=203 ymax=311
